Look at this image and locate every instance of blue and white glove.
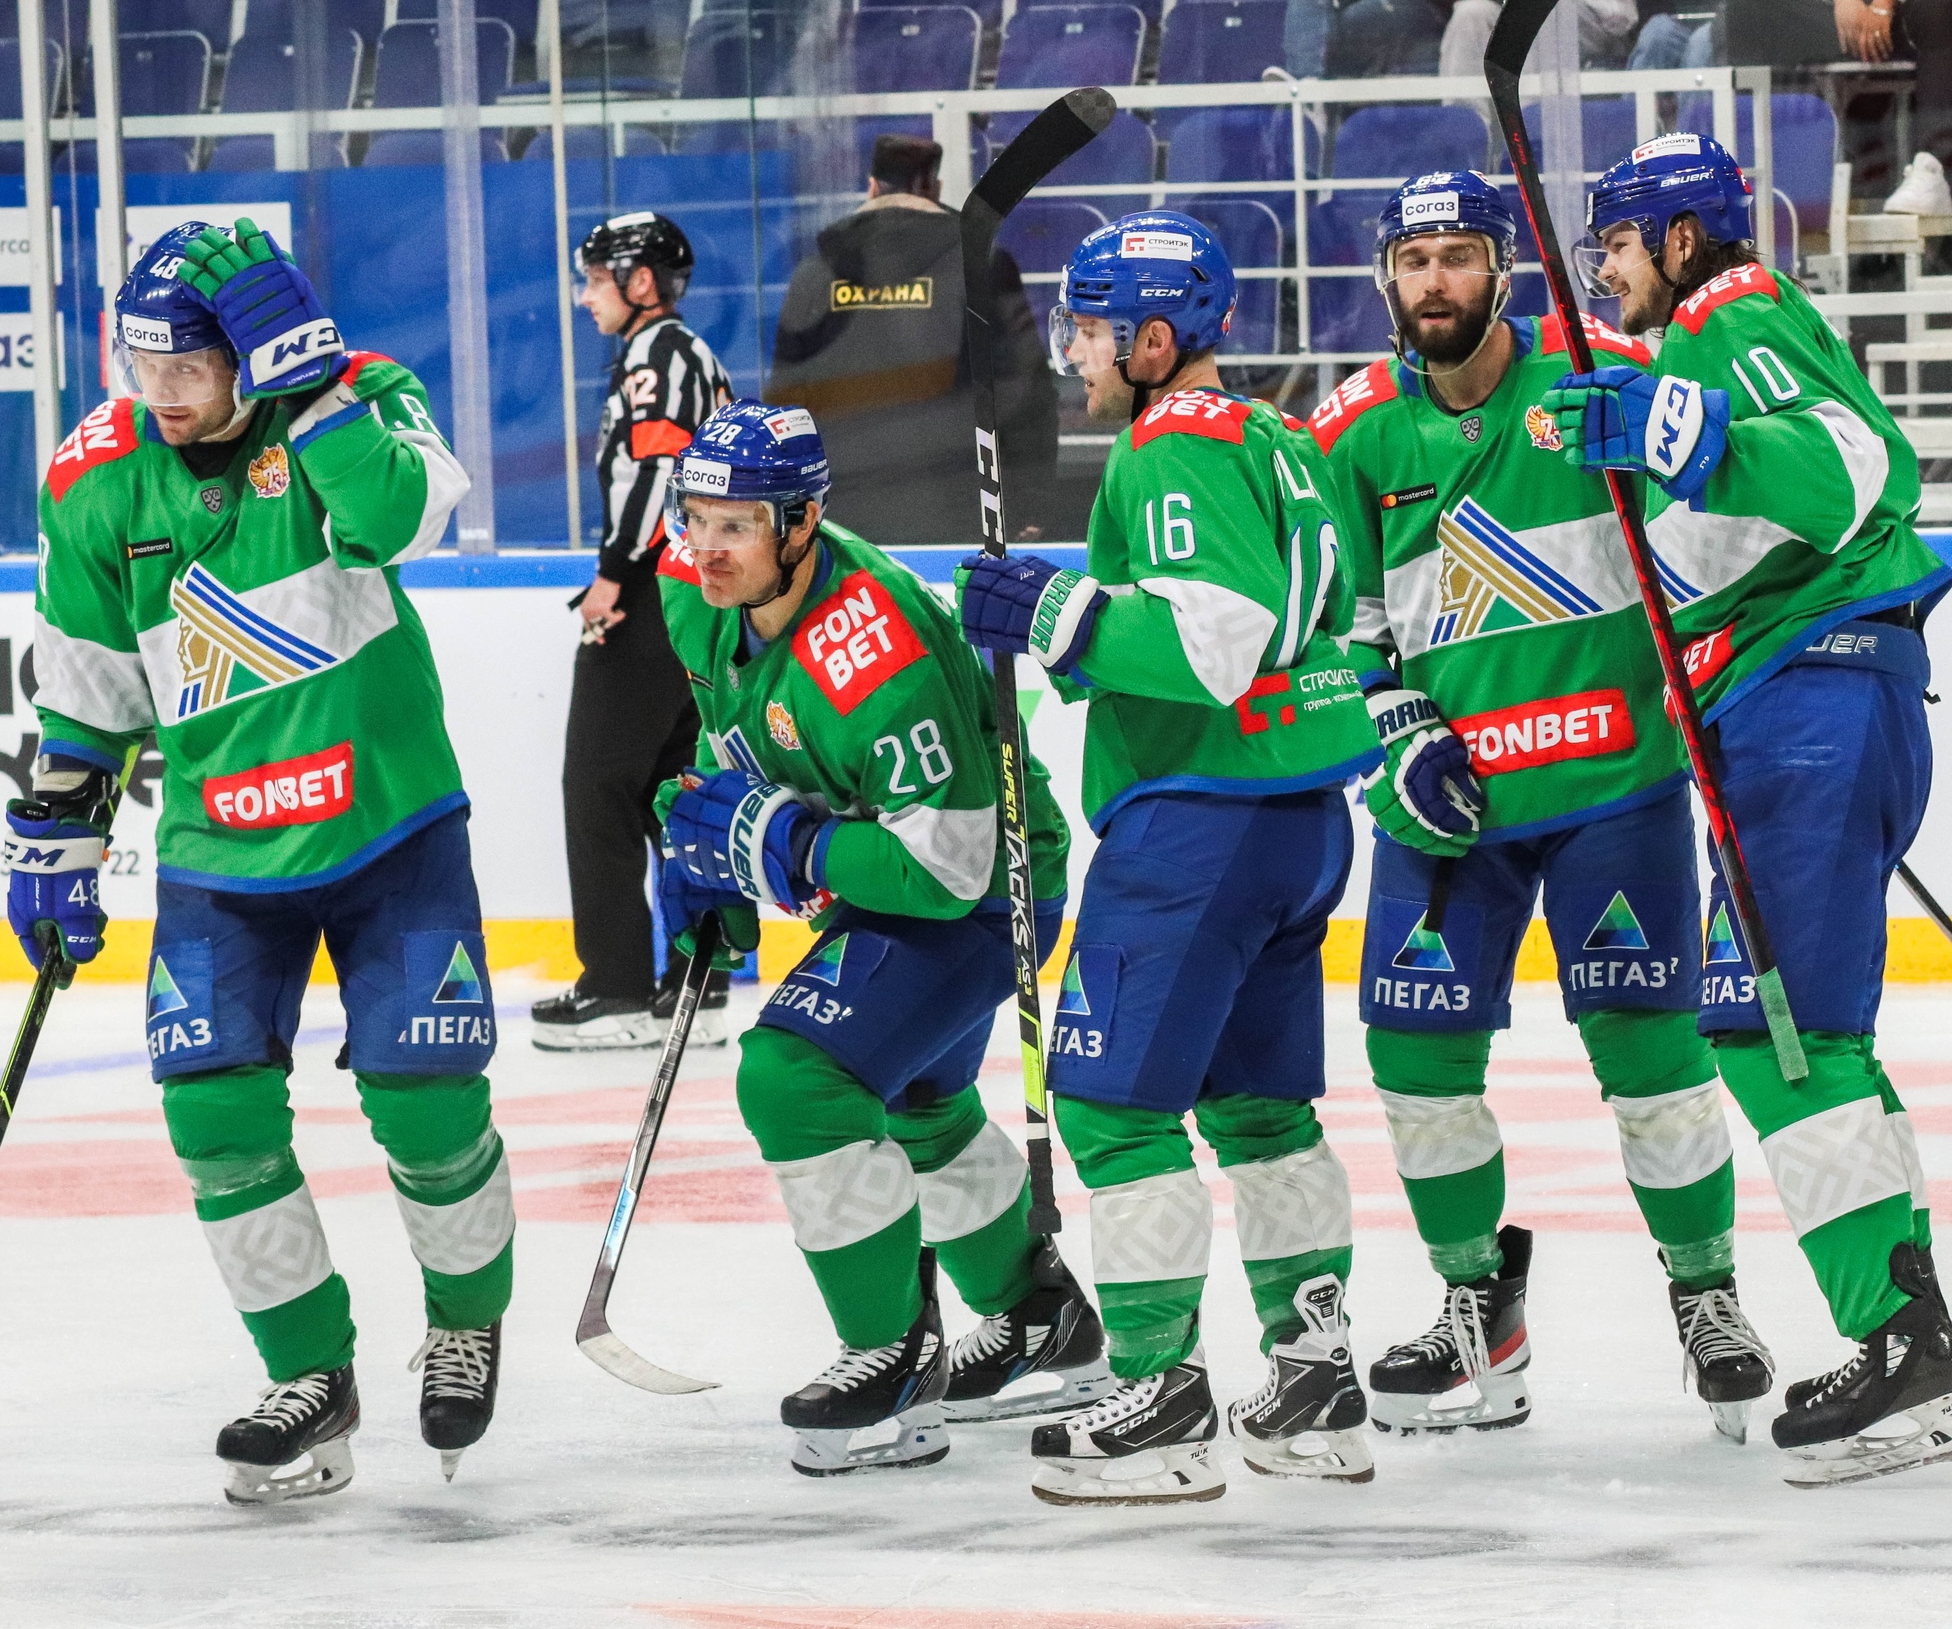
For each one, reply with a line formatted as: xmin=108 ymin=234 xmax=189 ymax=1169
xmin=174 ymin=217 xmax=346 ymax=398
xmin=655 ymin=850 xmax=759 ymax=970
xmin=956 ymin=552 xmax=1107 ymax=677
xmin=4 ymin=800 xmax=106 ymax=969
xmin=1543 ymin=366 xmax=1730 ymax=503
xmin=1360 ymin=685 xmax=1485 ymax=858
xmin=664 ymin=768 xmax=835 ymax=913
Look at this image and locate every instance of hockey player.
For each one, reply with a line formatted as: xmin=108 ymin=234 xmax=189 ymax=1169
xmin=652 ymin=400 xmax=1107 ymax=1475
xmin=1547 ymin=133 xmax=1952 ymax=1485
xmin=959 ymin=213 xmax=1382 ymax=1504
xmin=532 ymin=211 xmax=736 ymax=1051
xmin=10 ymin=221 xmax=514 ymax=1503
xmin=1316 ymin=170 xmax=1772 ymax=1441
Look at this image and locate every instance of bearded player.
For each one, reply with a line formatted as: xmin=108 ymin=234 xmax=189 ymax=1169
xmin=1315 ymin=170 xmax=1773 ymax=1442
xmin=10 ymin=222 xmax=512 ymax=1503
xmin=1548 ymin=134 xmax=1952 ymax=1485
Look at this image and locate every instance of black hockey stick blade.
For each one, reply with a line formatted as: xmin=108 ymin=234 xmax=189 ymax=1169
xmin=576 ymin=912 xmax=723 ymax=1394
xmin=0 ymin=927 xmax=65 ymax=1152
xmin=964 ymin=87 xmax=1115 ymax=247
xmin=1898 ymin=861 xmax=1952 ymax=947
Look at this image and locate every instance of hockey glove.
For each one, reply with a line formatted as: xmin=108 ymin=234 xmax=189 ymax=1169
xmin=175 ymin=217 xmax=346 ymax=398
xmin=655 ymin=854 xmax=758 ymax=970
xmin=4 ymin=800 xmax=106 ymax=970
xmin=1360 ymin=686 xmax=1485 ymax=857
xmin=665 ymin=768 xmax=836 ymax=915
xmin=1543 ymin=367 xmax=1730 ymax=503
xmin=956 ymin=553 xmax=1107 ymax=677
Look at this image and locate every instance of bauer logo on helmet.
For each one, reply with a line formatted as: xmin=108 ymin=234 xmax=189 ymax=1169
xmin=1119 ymin=230 xmax=1194 ymax=260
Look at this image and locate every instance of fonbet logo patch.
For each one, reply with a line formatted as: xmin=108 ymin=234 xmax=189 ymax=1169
xmin=791 ymin=570 xmax=927 ymax=715
xmin=1399 ymin=191 xmax=1461 ymax=229
xmin=203 ymin=740 xmax=353 ymax=830
xmin=1119 ymin=230 xmax=1194 ymax=261
xmin=1450 ymin=688 xmax=1633 ymax=777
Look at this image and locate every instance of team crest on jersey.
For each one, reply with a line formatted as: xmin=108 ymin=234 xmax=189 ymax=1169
xmin=1460 ymin=415 xmax=1483 ymax=444
xmin=767 ymin=699 xmax=801 ymax=751
xmin=247 ymin=444 xmax=291 ymax=500
xmin=1393 ymin=915 xmax=1454 ymax=972
xmin=1524 ymin=403 xmax=1562 ymax=451
xmin=1430 ymin=497 xmax=1603 ymax=646
xmin=199 ymin=485 xmax=224 ymax=515
xmin=170 ymin=561 xmax=341 ymax=719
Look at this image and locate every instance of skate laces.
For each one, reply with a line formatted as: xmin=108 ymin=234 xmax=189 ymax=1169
xmin=1447 ymin=1283 xmax=1492 ymax=1380
xmin=244 ymin=1372 xmax=333 ymax=1427
xmin=811 ymin=1338 xmax=907 ymax=1391
xmin=1806 ymin=1343 xmax=1875 ymax=1407
xmin=1677 ymin=1287 xmax=1774 ymax=1388
xmin=948 ymin=1312 xmax=1016 ymax=1371
xmin=409 ymin=1327 xmax=494 ymax=1400
xmin=1067 ymin=1369 xmax=1163 ymax=1432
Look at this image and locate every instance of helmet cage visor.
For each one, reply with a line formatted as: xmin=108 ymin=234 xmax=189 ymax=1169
xmin=114 ymin=340 xmax=237 ymax=410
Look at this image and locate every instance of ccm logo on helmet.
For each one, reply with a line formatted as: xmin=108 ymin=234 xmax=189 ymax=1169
xmin=1119 ymin=231 xmax=1194 ymax=261
xmin=203 ymin=741 xmax=354 ymax=829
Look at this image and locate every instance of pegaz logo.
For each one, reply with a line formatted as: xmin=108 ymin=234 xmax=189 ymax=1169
xmin=830 ymin=278 xmax=932 ymax=311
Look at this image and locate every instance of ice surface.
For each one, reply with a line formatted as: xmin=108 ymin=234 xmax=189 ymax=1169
xmin=2 ymin=978 xmax=1950 ymax=1628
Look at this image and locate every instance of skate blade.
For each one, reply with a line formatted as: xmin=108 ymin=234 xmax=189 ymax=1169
xmin=1371 ymin=1369 xmax=1530 ymax=1436
xmin=439 ymin=1448 xmax=465 ymax=1483
xmin=1236 ymin=1426 xmax=1376 ymax=1483
xmin=942 ymin=1362 xmax=1115 ymax=1423
xmin=689 ymin=1009 xmax=729 ymax=1047
xmin=223 ymin=1434 xmax=355 ymax=1507
xmin=1708 ymin=1400 xmax=1751 ymax=1446
xmin=531 ymin=1019 xmax=667 ymax=1053
xmin=1782 ymin=1396 xmax=1952 ymax=1489
xmin=1030 ymin=1443 xmax=1225 ymax=1506
xmin=790 ymin=1405 xmax=949 ymax=1477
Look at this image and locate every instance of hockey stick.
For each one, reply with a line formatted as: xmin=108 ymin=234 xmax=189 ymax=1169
xmin=0 ymin=925 xmax=66 ymax=1152
xmin=1484 ymin=0 xmax=1807 ymax=1081
xmin=962 ymin=86 xmax=1116 ymax=1234
xmin=576 ymin=910 xmax=723 ymax=1394
xmin=1897 ymin=861 xmax=1952 ymax=947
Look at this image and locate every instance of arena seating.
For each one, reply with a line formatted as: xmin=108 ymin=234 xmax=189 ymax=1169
xmin=0 ymin=38 xmax=63 ymax=173
xmin=994 ymin=4 xmax=1146 ymax=91
xmin=208 ymin=28 xmax=363 ymax=172
xmin=365 ymin=19 xmax=517 ymax=166
xmin=851 ymin=7 xmax=983 ymax=94
xmin=73 ymin=31 xmax=211 ymax=173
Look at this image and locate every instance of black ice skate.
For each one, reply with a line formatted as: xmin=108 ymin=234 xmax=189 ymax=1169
xmin=1228 ymin=1272 xmax=1373 ymax=1481
xmin=942 ymin=1237 xmax=1112 ymax=1422
xmin=1670 ymin=1274 xmax=1773 ymax=1444
xmin=1774 ymin=1243 xmax=1952 ymax=1489
xmin=217 ymin=1365 xmax=359 ymax=1506
xmin=1370 ymin=1224 xmax=1532 ymax=1435
xmin=782 ymin=1250 xmax=949 ymax=1476
xmin=1029 ymin=1347 xmax=1223 ymax=1506
xmin=530 ymin=984 xmax=663 ymax=1052
xmin=410 ymin=1321 xmax=501 ymax=1481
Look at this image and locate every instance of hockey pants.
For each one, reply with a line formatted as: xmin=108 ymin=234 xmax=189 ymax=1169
xmin=1368 ymin=1009 xmax=1734 ymax=1286
xmin=737 ymin=1026 xmax=1042 ymax=1349
xmin=165 ymin=1065 xmax=516 ymax=1381
xmin=1054 ymin=1093 xmax=1353 ymax=1381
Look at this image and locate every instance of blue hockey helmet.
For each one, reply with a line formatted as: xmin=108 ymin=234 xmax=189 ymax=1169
xmin=668 ymin=399 xmax=832 ymax=597
xmin=1578 ymin=132 xmax=1753 ymax=295
xmin=1373 ymin=170 xmax=1517 ymax=289
xmin=1048 ymin=210 xmax=1236 ymax=376
xmin=110 ymin=221 xmax=239 ymax=409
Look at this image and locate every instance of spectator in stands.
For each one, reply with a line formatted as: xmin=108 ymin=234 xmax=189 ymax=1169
xmin=1627 ymin=0 xmax=1718 ymax=68
xmin=1319 ymin=0 xmax=1449 ymax=77
xmin=766 ymin=134 xmax=1056 ymax=545
xmin=1865 ymin=0 xmax=1952 ymax=233
xmin=1437 ymin=0 xmax=1637 ymax=77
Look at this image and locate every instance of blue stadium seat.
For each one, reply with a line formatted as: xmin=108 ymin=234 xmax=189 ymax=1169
xmin=133 ymin=1 xmax=235 ymax=44
xmin=1164 ymin=106 xmax=1308 ymax=185
xmin=1156 ymin=0 xmax=1287 ymax=87
xmin=858 ymin=0 xmax=1003 ymax=38
xmin=987 ymin=107 xmax=1154 ymax=191
xmin=522 ymin=124 xmax=665 ymax=161
xmin=679 ymin=10 xmax=796 ymax=99
xmin=365 ymin=19 xmax=517 ymax=163
xmin=997 ymin=198 xmax=1110 ymax=336
xmin=850 ymin=7 xmax=981 ymax=94
xmin=0 ymin=39 xmax=64 ymax=175
xmin=1684 ymin=92 xmax=1837 ymax=242
xmin=1520 ymin=96 xmax=1637 ymax=174
xmin=1307 ymin=277 xmax=1389 ymax=354
xmin=1016 ymin=0 xmax=1164 ymax=28
xmin=395 ymin=0 xmax=540 ymax=43
xmin=1181 ymin=197 xmax=1283 ymax=355
xmin=74 ymin=32 xmax=211 ymax=172
xmin=208 ymin=28 xmax=362 ymax=172
xmin=1331 ymin=104 xmax=1488 ymax=180
xmin=241 ymin=0 xmax=391 ymax=49
xmin=994 ymin=5 xmax=1145 ymax=91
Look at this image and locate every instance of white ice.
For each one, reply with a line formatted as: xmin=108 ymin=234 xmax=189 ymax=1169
xmin=2 ymin=977 xmax=1950 ymax=1628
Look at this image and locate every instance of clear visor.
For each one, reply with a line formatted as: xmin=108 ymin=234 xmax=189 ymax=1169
xmin=1573 ymin=220 xmax=1655 ymax=299
xmin=113 ymin=340 xmax=237 ymax=410
xmin=1046 ymin=307 xmax=1134 ymax=377
xmin=664 ymin=488 xmax=785 ymax=551
xmin=1379 ymin=233 xmax=1505 ymax=294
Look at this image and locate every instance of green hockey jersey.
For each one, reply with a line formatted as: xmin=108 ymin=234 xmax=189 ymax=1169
xmin=1318 ymin=313 xmax=1687 ymax=838
xmin=33 ymin=352 xmax=472 ymax=890
xmin=1645 ymin=264 xmax=1948 ymax=718
xmin=656 ymin=522 xmax=1068 ymax=918
xmin=1063 ymin=387 xmax=1379 ymax=829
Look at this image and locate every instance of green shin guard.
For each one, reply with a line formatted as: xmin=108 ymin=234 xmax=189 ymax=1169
xmin=889 ymin=1089 xmax=1039 ymax=1317
xmin=358 ymin=1072 xmax=515 ymax=1331
xmin=1056 ymin=1095 xmax=1205 ymax=1379
xmin=1580 ymin=1009 xmax=1733 ymax=1289
xmin=1368 ymin=1027 xmax=1504 ymax=1283
xmin=1717 ymin=1031 xmax=1922 ymax=1339
xmin=738 ymin=1026 xmax=924 ymax=1349
xmin=164 ymin=1065 xmax=355 ymax=1380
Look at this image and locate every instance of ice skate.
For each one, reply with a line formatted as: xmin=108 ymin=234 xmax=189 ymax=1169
xmin=1370 ymin=1224 xmax=1532 ymax=1435
xmin=942 ymin=1237 xmax=1112 ymax=1422
xmin=650 ymin=962 xmax=730 ymax=1046
xmin=410 ymin=1321 xmax=500 ymax=1482
xmin=782 ymin=1252 xmax=950 ymax=1476
xmin=1776 ymin=1244 xmax=1952 ymax=1489
xmin=530 ymin=984 xmax=665 ymax=1051
xmin=217 ymin=1365 xmax=359 ymax=1507
xmin=1670 ymin=1275 xmax=1773 ymax=1444
xmin=1228 ymin=1273 xmax=1373 ymax=1482
xmin=1029 ymin=1347 xmax=1224 ymax=1506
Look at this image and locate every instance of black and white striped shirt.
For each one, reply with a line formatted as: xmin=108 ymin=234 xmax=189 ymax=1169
xmin=595 ymin=315 xmax=732 ymax=581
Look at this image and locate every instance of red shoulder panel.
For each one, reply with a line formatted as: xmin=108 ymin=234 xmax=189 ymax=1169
xmin=657 ymin=535 xmax=702 ymax=585
xmin=338 ymin=351 xmax=396 ymax=386
xmin=793 ymin=568 xmax=927 ymax=716
xmin=46 ymin=397 xmax=139 ymax=504
xmin=1539 ymin=311 xmax=1653 ymax=366
xmin=1671 ymin=264 xmax=1780 ymax=337
xmin=1129 ymin=389 xmax=1253 ymax=451
xmin=1307 ymin=359 xmax=1397 ymax=455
